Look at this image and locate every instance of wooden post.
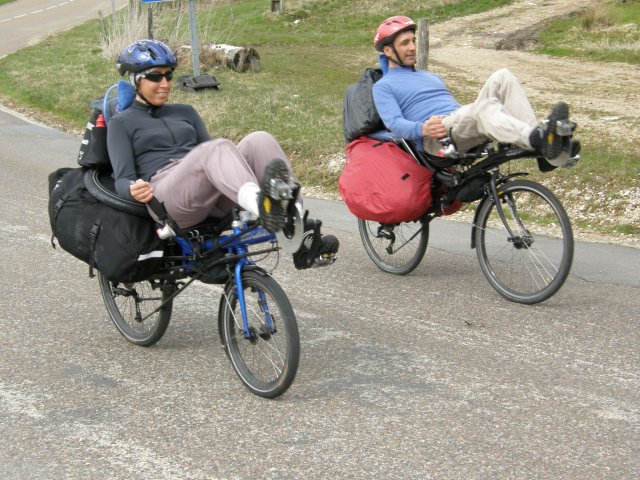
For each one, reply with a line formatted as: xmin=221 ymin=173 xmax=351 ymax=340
xmin=147 ymin=7 xmax=154 ymax=39
xmin=416 ymin=18 xmax=429 ymax=70
xmin=271 ymin=1 xmax=283 ymax=13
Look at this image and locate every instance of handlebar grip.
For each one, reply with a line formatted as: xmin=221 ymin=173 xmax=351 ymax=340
xmin=148 ymin=197 xmax=169 ymax=221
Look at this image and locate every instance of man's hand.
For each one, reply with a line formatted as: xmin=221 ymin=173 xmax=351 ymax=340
xmin=422 ymin=116 xmax=447 ymax=139
xmin=130 ymin=179 xmax=154 ymax=203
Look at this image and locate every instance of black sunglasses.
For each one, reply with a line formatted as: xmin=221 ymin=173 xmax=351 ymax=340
xmin=141 ymin=71 xmax=174 ymax=83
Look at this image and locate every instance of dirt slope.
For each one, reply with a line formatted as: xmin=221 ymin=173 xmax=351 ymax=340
xmin=427 ymin=0 xmax=639 ymax=247
xmin=429 ymin=0 xmax=639 ymax=153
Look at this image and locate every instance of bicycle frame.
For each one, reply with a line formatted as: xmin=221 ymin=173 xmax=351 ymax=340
xmin=170 ymin=214 xmax=279 ymax=340
xmin=410 ymin=142 xmax=543 ymax=249
xmin=358 ymin=136 xmax=577 ymax=304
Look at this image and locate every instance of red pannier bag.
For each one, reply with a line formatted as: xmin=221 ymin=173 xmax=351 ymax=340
xmin=339 ymin=136 xmax=434 ymax=223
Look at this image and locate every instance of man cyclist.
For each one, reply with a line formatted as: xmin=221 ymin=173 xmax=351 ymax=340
xmin=371 ymin=16 xmax=579 ymax=168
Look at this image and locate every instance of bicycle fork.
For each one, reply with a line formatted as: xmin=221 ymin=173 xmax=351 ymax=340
xmin=488 ymin=176 xmax=532 ymax=249
xmin=232 ymin=248 xmax=277 ymax=342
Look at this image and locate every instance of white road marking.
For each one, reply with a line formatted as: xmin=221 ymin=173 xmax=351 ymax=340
xmin=1 ymin=0 xmax=78 ymax=23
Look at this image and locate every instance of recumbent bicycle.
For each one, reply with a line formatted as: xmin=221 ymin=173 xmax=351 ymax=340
xmin=358 ymin=130 xmax=580 ymax=305
xmin=85 ymin=168 xmax=336 ymax=399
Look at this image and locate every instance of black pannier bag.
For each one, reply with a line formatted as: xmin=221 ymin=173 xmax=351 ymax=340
xmin=342 ymin=67 xmax=385 ymax=143
xmin=48 ymin=167 xmax=164 ymax=283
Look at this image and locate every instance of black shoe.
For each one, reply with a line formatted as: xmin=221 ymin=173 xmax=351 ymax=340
xmin=292 ymin=218 xmax=339 ymax=269
xmin=570 ymin=138 xmax=581 ymax=157
xmin=537 ymin=101 xmax=572 ymax=162
xmin=536 ymin=138 xmax=581 ymax=171
xmin=258 ymin=158 xmax=293 ymax=233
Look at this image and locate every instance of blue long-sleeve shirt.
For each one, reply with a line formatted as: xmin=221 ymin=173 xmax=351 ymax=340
xmin=107 ymin=101 xmax=211 ymax=199
xmin=372 ymin=66 xmax=460 ymax=148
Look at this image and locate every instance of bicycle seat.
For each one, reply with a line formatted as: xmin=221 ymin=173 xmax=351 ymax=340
xmin=366 ymin=131 xmax=484 ymax=170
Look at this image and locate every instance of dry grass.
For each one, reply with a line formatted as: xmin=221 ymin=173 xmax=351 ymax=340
xmin=579 ymin=5 xmax=614 ymax=31
xmin=284 ymin=0 xmax=468 ymax=16
xmin=99 ymin=1 xmax=235 ymax=61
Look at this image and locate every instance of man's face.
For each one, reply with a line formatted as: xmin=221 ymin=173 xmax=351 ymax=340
xmin=384 ymin=30 xmax=417 ymax=66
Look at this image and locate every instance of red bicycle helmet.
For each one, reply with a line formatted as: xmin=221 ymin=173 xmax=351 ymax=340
xmin=373 ymin=16 xmax=417 ymax=52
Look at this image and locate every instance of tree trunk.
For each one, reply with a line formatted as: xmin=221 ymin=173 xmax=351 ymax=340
xmin=201 ymin=44 xmax=262 ymax=72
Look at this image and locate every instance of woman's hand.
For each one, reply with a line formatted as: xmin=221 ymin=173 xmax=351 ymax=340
xmin=130 ymin=179 xmax=154 ymax=203
xmin=422 ymin=116 xmax=447 ymax=139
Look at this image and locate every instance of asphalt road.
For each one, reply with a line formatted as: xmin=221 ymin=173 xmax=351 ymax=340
xmin=1 ymin=2 xmax=639 ymax=478
xmin=0 ymin=0 xmax=127 ymax=58
xmin=1 ymin=102 xmax=639 ymax=479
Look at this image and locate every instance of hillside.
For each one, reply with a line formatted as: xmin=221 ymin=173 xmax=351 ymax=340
xmin=423 ymin=0 xmax=639 ymax=246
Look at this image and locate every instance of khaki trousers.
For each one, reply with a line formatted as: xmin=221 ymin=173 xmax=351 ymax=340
xmin=424 ymin=68 xmax=538 ymax=154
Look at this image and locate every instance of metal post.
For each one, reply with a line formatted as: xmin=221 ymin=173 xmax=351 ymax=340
xmin=188 ymin=0 xmax=201 ymax=77
xmin=416 ymin=18 xmax=429 ymax=70
xmin=179 ymin=0 xmax=221 ymax=92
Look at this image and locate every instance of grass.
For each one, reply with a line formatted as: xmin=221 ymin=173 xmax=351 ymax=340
xmin=0 ymin=0 xmax=517 ymax=179
xmin=537 ymin=0 xmax=640 ymax=64
xmin=0 ymin=0 xmax=638 ymax=240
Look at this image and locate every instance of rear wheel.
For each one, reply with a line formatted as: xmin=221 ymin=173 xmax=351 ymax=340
xmin=358 ymin=218 xmax=429 ymax=275
xmin=219 ymin=270 xmax=299 ymax=398
xmin=98 ymin=272 xmax=174 ymax=346
xmin=474 ymin=179 xmax=573 ymax=304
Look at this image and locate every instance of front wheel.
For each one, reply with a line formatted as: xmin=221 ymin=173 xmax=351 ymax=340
xmin=98 ymin=272 xmax=174 ymax=346
xmin=219 ymin=270 xmax=300 ymax=398
xmin=358 ymin=218 xmax=429 ymax=275
xmin=474 ymin=179 xmax=573 ymax=304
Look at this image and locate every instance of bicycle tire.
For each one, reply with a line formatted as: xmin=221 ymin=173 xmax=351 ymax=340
xmin=358 ymin=218 xmax=429 ymax=275
xmin=474 ymin=179 xmax=573 ymax=304
xmin=219 ymin=270 xmax=299 ymax=398
xmin=84 ymin=169 xmax=149 ymax=217
xmin=98 ymin=272 xmax=174 ymax=346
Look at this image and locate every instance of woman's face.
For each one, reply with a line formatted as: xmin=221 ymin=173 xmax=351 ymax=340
xmin=137 ymin=67 xmax=173 ymax=106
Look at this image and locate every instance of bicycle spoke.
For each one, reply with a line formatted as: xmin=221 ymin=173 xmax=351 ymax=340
xmin=475 ymin=180 xmax=573 ymax=304
xmin=359 ymin=219 xmax=429 ymax=275
xmin=220 ymin=271 xmax=299 ymax=398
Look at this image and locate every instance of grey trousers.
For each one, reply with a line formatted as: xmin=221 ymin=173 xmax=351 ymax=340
xmin=149 ymin=131 xmax=293 ymax=228
xmin=424 ymin=68 xmax=539 ymax=154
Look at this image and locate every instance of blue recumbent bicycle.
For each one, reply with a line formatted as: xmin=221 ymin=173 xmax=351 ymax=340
xmin=85 ymin=168 xmax=333 ymax=398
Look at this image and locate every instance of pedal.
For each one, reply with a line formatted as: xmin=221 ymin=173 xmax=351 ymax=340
xmin=292 ymin=221 xmax=339 ymax=270
xmin=313 ymin=254 xmax=337 ymax=268
xmin=555 ymin=119 xmax=576 ymax=137
xmin=562 ymin=138 xmax=581 ymax=168
xmin=311 ymin=232 xmax=339 ymax=268
xmin=267 ymin=177 xmax=294 ymax=200
xmin=564 ymin=153 xmax=580 ymax=168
